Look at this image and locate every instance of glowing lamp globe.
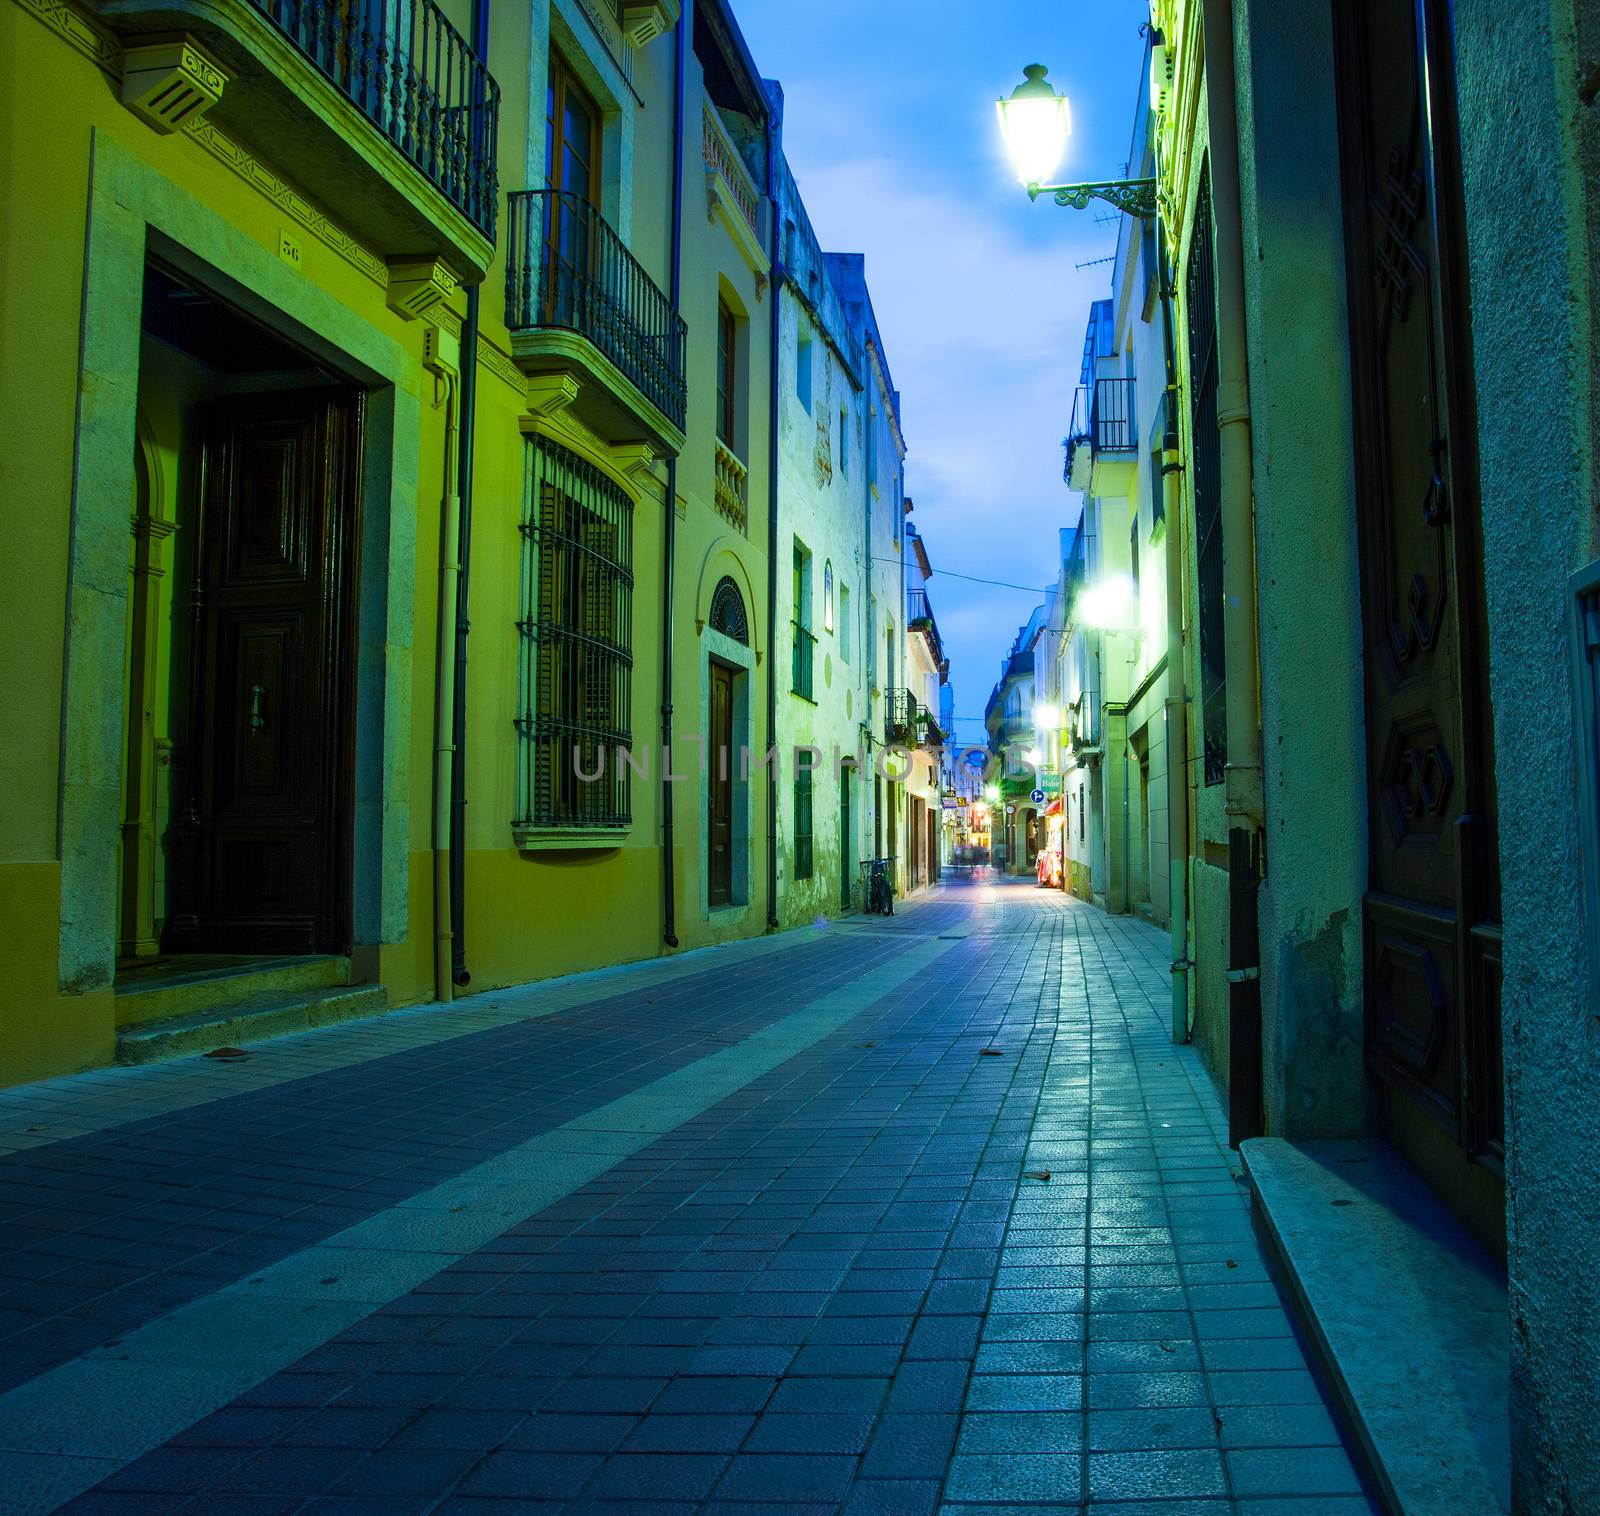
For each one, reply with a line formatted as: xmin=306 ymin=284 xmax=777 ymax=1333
xmin=1077 ymin=574 xmax=1140 ymax=631
xmin=997 ymin=64 xmax=1071 ymax=187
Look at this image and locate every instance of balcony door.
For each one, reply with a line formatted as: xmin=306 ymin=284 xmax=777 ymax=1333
xmin=1333 ymin=0 xmax=1504 ymax=1246
xmin=544 ymin=53 xmax=599 ymax=328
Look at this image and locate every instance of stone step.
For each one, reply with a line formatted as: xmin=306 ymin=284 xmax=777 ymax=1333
xmin=114 ymin=955 xmax=347 ymax=1028
xmin=115 ymin=984 xmax=390 ymax=1065
xmin=1240 ymin=1136 xmax=1509 ymax=1516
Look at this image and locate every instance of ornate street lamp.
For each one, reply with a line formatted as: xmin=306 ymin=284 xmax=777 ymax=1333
xmin=996 ymin=63 xmax=1158 ymax=216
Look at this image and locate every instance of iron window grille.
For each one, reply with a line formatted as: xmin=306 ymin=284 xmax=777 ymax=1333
xmin=792 ymin=621 xmax=816 ymax=700
xmin=1187 ymin=158 xmax=1228 ymax=787
xmin=794 ymin=766 xmax=814 ymax=880
xmin=516 ymin=435 xmax=634 ymax=830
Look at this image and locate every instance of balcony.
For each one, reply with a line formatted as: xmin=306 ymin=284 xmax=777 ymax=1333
xmin=701 ymin=104 xmax=769 ymax=289
xmin=713 ymin=441 xmax=748 ymax=532
xmin=906 ymin=587 xmax=946 ymax=675
xmin=104 ymin=0 xmax=500 ymax=278
xmin=1064 ymin=377 xmax=1138 ymax=495
xmin=506 ymin=190 xmax=687 ymax=452
xmin=792 ymin=623 xmax=816 ymax=701
xmin=886 ymin=688 xmax=940 ymax=750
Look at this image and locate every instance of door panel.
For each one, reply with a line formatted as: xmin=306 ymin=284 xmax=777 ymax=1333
xmin=168 ymin=387 xmax=362 ymax=955
xmin=839 ymin=768 xmax=853 ymax=912
xmin=709 ymin=663 xmax=733 ymax=907
xmin=1334 ymin=0 xmax=1503 ymax=1178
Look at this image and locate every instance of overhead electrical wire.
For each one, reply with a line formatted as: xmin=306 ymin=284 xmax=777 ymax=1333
xmin=868 ymin=557 xmax=1050 ymax=595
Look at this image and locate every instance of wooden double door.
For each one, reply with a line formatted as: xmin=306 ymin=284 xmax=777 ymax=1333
xmin=167 ymin=387 xmax=363 ymax=956
xmin=1334 ymin=0 xmax=1504 ymax=1221
xmin=709 ymin=662 xmax=735 ymax=908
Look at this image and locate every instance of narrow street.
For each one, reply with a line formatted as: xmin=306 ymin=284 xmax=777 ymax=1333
xmin=0 ymin=879 xmax=1370 ymax=1514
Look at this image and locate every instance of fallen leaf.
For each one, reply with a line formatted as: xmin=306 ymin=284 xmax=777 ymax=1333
xmin=1331 ymin=1198 xmax=1353 ymax=1207
xmin=1225 ymin=1259 xmax=1238 ymax=1269
xmin=204 ymin=1047 xmax=251 ymax=1060
xmin=855 ymin=1042 xmax=876 ymax=1049
xmin=980 ymin=1047 xmax=1004 ymax=1057
xmin=1023 ymin=1170 xmax=1052 ymax=1182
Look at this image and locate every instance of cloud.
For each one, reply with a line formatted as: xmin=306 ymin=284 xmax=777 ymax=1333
xmin=740 ymin=0 xmax=1145 ymax=702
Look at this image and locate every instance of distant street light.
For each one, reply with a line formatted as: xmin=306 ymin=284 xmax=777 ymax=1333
xmin=1033 ymin=703 xmax=1062 ymax=731
xmin=996 ymin=63 xmax=1158 ymax=216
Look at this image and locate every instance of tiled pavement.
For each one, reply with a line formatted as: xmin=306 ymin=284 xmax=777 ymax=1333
xmin=0 ymin=877 xmax=1376 ymax=1514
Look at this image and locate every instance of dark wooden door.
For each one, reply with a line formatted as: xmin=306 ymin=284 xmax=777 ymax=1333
xmin=709 ymin=662 xmax=734 ymax=907
xmin=1334 ymin=0 xmax=1504 ymax=1184
xmin=169 ymin=387 xmax=362 ymax=955
xmin=839 ymin=767 xmax=852 ymax=911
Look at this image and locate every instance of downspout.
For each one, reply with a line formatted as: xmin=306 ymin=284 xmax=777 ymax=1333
xmin=763 ymin=84 xmax=782 ymax=931
xmin=448 ymin=0 xmax=493 ymax=991
xmin=1154 ymin=186 xmax=1191 ymax=1044
xmin=431 ymin=360 xmax=460 ymax=1005
xmin=660 ymin=13 xmax=686 ymax=949
xmin=1202 ymin=0 xmax=1264 ymax=1145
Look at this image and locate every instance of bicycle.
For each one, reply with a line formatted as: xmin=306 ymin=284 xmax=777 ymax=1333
xmin=860 ymin=856 xmax=895 ymax=916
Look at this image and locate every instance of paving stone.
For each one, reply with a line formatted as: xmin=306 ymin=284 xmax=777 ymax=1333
xmin=943 ymin=1451 xmax=1083 ymax=1502
xmin=1227 ymin=1444 xmax=1366 ymax=1497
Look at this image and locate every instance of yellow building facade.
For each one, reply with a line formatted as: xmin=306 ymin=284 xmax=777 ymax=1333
xmin=0 ymin=0 xmax=789 ymax=1086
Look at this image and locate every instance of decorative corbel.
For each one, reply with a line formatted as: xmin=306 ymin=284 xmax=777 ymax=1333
xmin=610 ymin=442 xmax=656 ymax=485
xmin=521 ymin=374 xmax=581 ymax=425
xmin=386 ymin=257 xmax=457 ymax=322
xmin=121 ymin=38 xmax=227 ymax=134
xmin=619 ymin=0 xmax=680 ymax=46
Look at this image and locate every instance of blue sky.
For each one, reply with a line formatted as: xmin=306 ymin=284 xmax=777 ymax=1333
xmin=737 ymin=0 xmax=1151 ymax=743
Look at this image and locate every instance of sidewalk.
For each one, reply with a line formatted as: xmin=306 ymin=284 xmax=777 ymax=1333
xmin=0 ymin=878 xmax=1374 ymax=1513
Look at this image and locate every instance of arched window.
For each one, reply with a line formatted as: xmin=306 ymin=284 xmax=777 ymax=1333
xmin=823 ymin=561 xmax=835 ymax=633
xmin=709 ymin=575 xmax=749 ymax=645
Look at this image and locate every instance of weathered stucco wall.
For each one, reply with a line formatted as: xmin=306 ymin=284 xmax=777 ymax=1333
xmin=1233 ymin=0 xmax=1369 ymax=1140
xmin=1453 ymin=1 xmax=1599 ymax=1509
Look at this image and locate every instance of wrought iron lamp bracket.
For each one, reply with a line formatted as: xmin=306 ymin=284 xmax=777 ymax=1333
xmin=1028 ymin=178 xmax=1160 ymax=217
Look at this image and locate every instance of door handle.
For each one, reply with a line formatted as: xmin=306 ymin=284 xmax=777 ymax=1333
xmin=249 ymin=684 xmax=268 ymax=737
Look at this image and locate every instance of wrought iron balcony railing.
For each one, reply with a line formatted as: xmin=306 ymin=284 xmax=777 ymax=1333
xmin=249 ymin=0 xmax=500 ymax=237
xmin=505 ymin=190 xmax=688 ymax=431
xmin=1069 ymin=377 xmax=1137 ymax=452
xmin=906 ymin=587 xmax=945 ymax=671
xmin=792 ymin=622 xmax=816 ymax=700
xmin=887 ymin=687 xmax=935 ymax=747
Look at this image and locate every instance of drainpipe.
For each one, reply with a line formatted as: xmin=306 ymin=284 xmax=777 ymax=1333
xmin=1154 ymin=188 xmax=1191 ymax=1044
xmin=448 ymin=0 xmax=493 ymax=991
xmin=660 ymin=14 xmax=687 ymax=949
xmin=763 ymin=84 xmax=782 ymax=931
xmin=1202 ymin=0 xmax=1264 ymax=1145
xmin=431 ymin=359 xmax=461 ymax=1004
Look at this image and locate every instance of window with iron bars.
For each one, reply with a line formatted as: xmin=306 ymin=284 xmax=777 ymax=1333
xmin=1187 ymin=158 xmax=1227 ymax=787
xmin=516 ymin=436 xmax=634 ymax=829
xmin=793 ymin=765 xmax=814 ymax=880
